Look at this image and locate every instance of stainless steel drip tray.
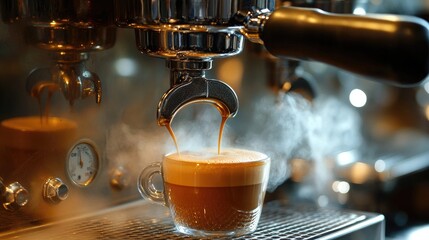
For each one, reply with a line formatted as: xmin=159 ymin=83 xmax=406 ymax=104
xmin=0 ymin=200 xmax=385 ymax=240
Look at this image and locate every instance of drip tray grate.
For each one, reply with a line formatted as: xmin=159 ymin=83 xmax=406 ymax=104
xmin=0 ymin=201 xmax=384 ymax=239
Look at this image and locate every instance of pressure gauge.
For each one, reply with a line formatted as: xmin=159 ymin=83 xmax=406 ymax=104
xmin=66 ymin=140 xmax=100 ymax=187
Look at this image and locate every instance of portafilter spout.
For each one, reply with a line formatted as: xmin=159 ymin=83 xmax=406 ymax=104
xmin=26 ymin=52 xmax=102 ymax=106
xmin=2 ymin=0 xmax=115 ymax=106
xmin=157 ymin=59 xmax=238 ymax=126
xmin=116 ymin=0 xmax=429 ymax=124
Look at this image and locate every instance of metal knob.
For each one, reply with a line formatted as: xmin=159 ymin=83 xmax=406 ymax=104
xmin=2 ymin=182 xmax=29 ymax=211
xmin=43 ymin=178 xmax=69 ymax=204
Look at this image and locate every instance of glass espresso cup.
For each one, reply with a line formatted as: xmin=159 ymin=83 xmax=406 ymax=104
xmin=138 ymin=148 xmax=270 ymax=237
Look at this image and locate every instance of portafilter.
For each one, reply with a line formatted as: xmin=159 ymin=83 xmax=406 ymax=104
xmin=114 ymin=0 xmax=429 ymax=123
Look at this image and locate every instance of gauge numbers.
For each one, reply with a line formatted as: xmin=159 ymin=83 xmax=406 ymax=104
xmin=67 ymin=140 xmax=99 ymax=187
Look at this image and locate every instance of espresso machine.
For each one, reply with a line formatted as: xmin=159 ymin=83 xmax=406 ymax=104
xmin=0 ymin=0 xmax=428 ymax=239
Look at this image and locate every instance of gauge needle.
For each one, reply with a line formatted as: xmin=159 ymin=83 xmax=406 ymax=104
xmin=79 ymin=150 xmax=84 ymax=168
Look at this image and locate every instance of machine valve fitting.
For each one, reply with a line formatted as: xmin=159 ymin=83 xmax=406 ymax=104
xmin=43 ymin=177 xmax=69 ymax=204
xmin=1 ymin=181 xmax=29 ymax=211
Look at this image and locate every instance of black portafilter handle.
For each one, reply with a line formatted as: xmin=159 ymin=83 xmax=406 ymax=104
xmin=260 ymin=7 xmax=429 ymax=87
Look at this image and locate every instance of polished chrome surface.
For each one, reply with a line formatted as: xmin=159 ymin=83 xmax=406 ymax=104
xmin=117 ymin=0 xmax=270 ymax=59
xmin=157 ymin=77 xmax=239 ymax=125
xmin=26 ymin=25 xmax=116 ymax=52
xmin=122 ymin=0 xmax=429 ymax=129
xmin=119 ymin=1 xmax=247 ymax=120
xmin=116 ymin=0 xmax=354 ymax=49
xmin=238 ymin=8 xmax=271 ymax=44
xmin=43 ymin=178 xmax=69 ymax=204
xmin=116 ymin=0 xmax=429 ymax=85
xmin=0 ymin=1 xmax=427 ymax=239
xmin=4 ymin=0 xmax=115 ymax=26
xmin=1 ymin=0 xmax=115 ymax=105
xmin=136 ymin=26 xmax=243 ymax=59
xmin=0 ymin=201 xmax=384 ymax=239
xmin=115 ymin=0 xmax=275 ymax=27
xmin=2 ymin=182 xmax=29 ymax=212
xmin=157 ymin=59 xmax=239 ymax=125
xmin=2 ymin=0 xmax=116 ymax=52
xmin=26 ymin=52 xmax=102 ymax=105
xmin=167 ymin=59 xmax=212 ymax=85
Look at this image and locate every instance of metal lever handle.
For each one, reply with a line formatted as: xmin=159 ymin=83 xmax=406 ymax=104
xmin=260 ymin=7 xmax=429 ymax=86
xmin=157 ymin=77 xmax=239 ymax=126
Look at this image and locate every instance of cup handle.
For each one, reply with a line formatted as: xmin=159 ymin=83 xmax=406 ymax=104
xmin=138 ymin=162 xmax=166 ymax=205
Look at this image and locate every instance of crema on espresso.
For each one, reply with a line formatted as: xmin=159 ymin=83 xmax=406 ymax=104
xmin=162 ymin=148 xmax=270 ymax=233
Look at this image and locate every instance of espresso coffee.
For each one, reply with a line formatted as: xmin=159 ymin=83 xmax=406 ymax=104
xmin=162 ymin=148 xmax=270 ymax=234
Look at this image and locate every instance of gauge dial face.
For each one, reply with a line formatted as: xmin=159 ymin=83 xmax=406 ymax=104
xmin=67 ymin=140 xmax=99 ymax=187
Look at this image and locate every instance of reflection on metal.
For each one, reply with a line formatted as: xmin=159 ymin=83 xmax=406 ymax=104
xmin=116 ymin=0 xmax=429 ymax=125
xmin=1 ymin=0 xmax=115 ymax=106
xmin=157 ymin=59 xmax=239 ymax=125
xmin=1 ymin=182 xmax=29 ymax=212
xmin=26 ymin=53 xmax=103 ymax=106
xmin=0 ymin=201 xmax=385 ymax=240
xmin=43 ymin=178 xmax=69 ymax=205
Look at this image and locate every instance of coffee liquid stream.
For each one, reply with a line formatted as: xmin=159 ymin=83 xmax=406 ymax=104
xmin=164 ymin=101 xmax=230 ymax=155
xmin=32 ymin=82 xmax=60 ymax=125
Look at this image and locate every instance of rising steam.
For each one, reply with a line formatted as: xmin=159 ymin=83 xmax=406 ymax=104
xmin=106 ymin=93 xmax=362 ymax=195
xmin=238 ymin=92 xmax=362 ymax=192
